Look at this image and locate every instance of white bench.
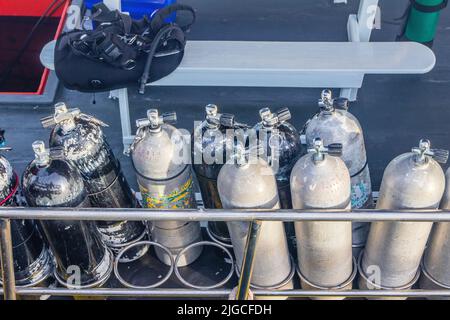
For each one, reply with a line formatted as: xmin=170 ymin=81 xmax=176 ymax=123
xmin=153 ymin=41 xmax=435 ymax=88
xmin=111 ymin=40 xmax=436 ymax=150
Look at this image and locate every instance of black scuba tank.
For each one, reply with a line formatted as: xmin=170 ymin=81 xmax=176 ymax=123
xmin=192 ymin=104 xmax=248 ymax=246
xmin=41 ymin=102 xmax=147 ymax=260
xmin=0 ymin=131 xmax=54 ymax=287
xmin=22 ymin=141 xmax=112 ymax=288
xmin=253 ymin=107 xmax=303 ymax=209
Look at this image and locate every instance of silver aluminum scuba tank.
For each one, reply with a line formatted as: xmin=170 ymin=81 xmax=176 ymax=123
xmin=0 ymin=132 xmax=53 ymax=287
xmin=130 ymin=109 xmax=202 ymax=267
xmin=192 ymin=104 xmax=247 ymax=246
xmin=254 ymin=107 xmax=302 ymax=209
xmin=419 ymin=167 xmax=450 ymax=297
xmin=217 ymin=144 xmax=293 ymax=297
xmin=41 ymin=103 xmax=147 ymax=261
xmin=304 ymin=90 xmax=373 ymax=257
xmin=22 ymin=141 xmax=113 ymax=288
xmin=291 ymin=138 xmax=354 ymax=299
xmin=359 ymin=139 xmax=448 ymax=298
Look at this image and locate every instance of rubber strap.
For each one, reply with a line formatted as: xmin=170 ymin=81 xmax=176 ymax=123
xmin=410 ymin=0 xmax=448 ymax=13
xmin=0 ymin=172 xmax=19 ymax=206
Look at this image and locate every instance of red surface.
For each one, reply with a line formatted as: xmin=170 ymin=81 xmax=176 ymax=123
xmin=0 ymin=0 xmax=66 ymax=17
xmin=0 ymin=0 xmax=69 ymax=95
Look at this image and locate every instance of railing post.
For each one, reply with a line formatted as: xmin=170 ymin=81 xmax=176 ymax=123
xmin=0 ymin=219 xmax=16 ymax=300
xmin=236 ymin=220 xmax=262 ymax=300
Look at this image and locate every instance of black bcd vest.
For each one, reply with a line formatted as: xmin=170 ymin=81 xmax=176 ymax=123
xmin=54 ymin=3 xmax=195 ymax=93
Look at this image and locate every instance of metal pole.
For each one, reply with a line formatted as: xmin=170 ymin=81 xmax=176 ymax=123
xmin=236 ymin=220 xmax=262 ymax=300
xmin=0 ymin=219 xmax=16 ymax=300
xmin=1 ymin=288 xmax=449 ymax=298
xmin=2 ymin=207 xmax=450 ymax=222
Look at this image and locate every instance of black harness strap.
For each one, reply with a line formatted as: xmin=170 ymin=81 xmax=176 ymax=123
xmin=410 ymin=0 xmax=448 ymax=13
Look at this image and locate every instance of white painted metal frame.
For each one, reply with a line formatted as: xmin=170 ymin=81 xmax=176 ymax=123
xmin=343 ymin=0 xmax=380 ymax=100
xmin=108 ymin=0 xmax=433 ymax=153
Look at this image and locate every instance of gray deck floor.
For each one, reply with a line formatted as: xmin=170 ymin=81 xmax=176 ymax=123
xmin=2 ymin=0 xmax=450 ymax=191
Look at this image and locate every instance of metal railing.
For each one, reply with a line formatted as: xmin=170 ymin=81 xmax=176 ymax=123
xmin=1 ymin=207 xmax=450 ymax=300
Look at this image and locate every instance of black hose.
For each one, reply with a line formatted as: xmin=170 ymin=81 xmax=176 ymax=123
xmin=138 ymin=24 xmax=182 ymax=94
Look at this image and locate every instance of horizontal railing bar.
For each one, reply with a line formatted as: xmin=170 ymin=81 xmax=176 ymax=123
xmin=1 ymin=288 xmax=450 ymax=298
xmin=0 ymin=207 xmax=450 ymax=222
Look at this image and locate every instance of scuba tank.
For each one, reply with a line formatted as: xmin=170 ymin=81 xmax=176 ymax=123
xmin=419 ymin=167 xmax=450 ymax=297
xmin=304 ymin=89 xmax=373 ymax=257
xmin=359 ymin=139 xmax=447 ymax=298
xmin=22 ymin=141 xmax=113 ymax=288
xmin=41 ymin=102 xmax=147 ymax=260
xmin=192 ymin=104 xmax=247 ymax=246
xmin=254 ymin=107 xmax=302 ymax=209
xmin=254 ymin=107 xmax=302 ymax=255
xmin=217 ymin=144 xmax=293 ymax=298
xmin=291 ymin=138 xmax=354 ymax=299
xmin=130 ymin=109 xmax=202 ymax=267
xmin=0 ymin=131 xmax=53 ymax=287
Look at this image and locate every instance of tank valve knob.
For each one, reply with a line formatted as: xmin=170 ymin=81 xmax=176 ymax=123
xmin=136 ymin=109 xmax=177 ymax=129
xmin=431 ymin=148 xmax=449 ymax=164
xmin=412 ymin=139 xmax=449 ymax=164
xmin=327 ymin=143 xmax=343 ymax=157
xmin=276 ymin=107 xmax=291 ymax=123
xmin=219 ymin=113 xmax=235 ymax=127
xmin=333 ymin=97 xmax=349 ymax=111
xmin=162 ymin=112 xmax=177 ymax=124
xmin=220 ymin=113 xmax=248 ymax=129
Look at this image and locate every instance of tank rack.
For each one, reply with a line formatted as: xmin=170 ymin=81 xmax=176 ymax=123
xmin=1 ymin=208 xmax=450 ymax=300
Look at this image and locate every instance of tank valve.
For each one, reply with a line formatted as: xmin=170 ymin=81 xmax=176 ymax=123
xmin=32 ymin=141 xmax=50 ymax=166
xmin=318 ymin=89 xmax=334 ymax=112
xmin=41 ymin=102 xmax=107 ymax=131
xmin=232 ymin=142 xmax=265 ymax=167
xmin=135 ymin=109 xmax=177 ymax=130
xmin=308 ymin=138 xmax=343 ymax=162
xmin=0 ymin=129 xmax=11 ymax=152
xmin=203 ymin=104 xmax=247 ymax=129
xmin=412 ymin=139 xmax=449 ymax=164
xmin=41 ymin=102 xmax=80 ymax=129
xmin=276 ymin=107 xmax=292 ymax=123
xmin=259 ymin=107 xmax=292 ymax=127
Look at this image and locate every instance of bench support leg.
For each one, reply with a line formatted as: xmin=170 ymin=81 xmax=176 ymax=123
xmin=110 ymin=88 xmax=133 ymax=154
xmin=343 ymin=0 xmax=380 ymax=101
xmin=340 ymin=88 xmax=359 ymax=102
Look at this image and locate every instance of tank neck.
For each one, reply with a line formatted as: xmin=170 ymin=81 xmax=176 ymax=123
xmin=32 ymin=141 xmax=50 ymax=167
xmin=136 ymin=109 xmax=177 ymax=133
xmin=307 ymin=138 xmax=343 ymax=164
xmin=204 ymin=104 xmax=220 ymax=130
xmin=411 ymin=139 xmax=449 ymax=166
xmin=318 ymin=89 xmax=335 ymax=114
